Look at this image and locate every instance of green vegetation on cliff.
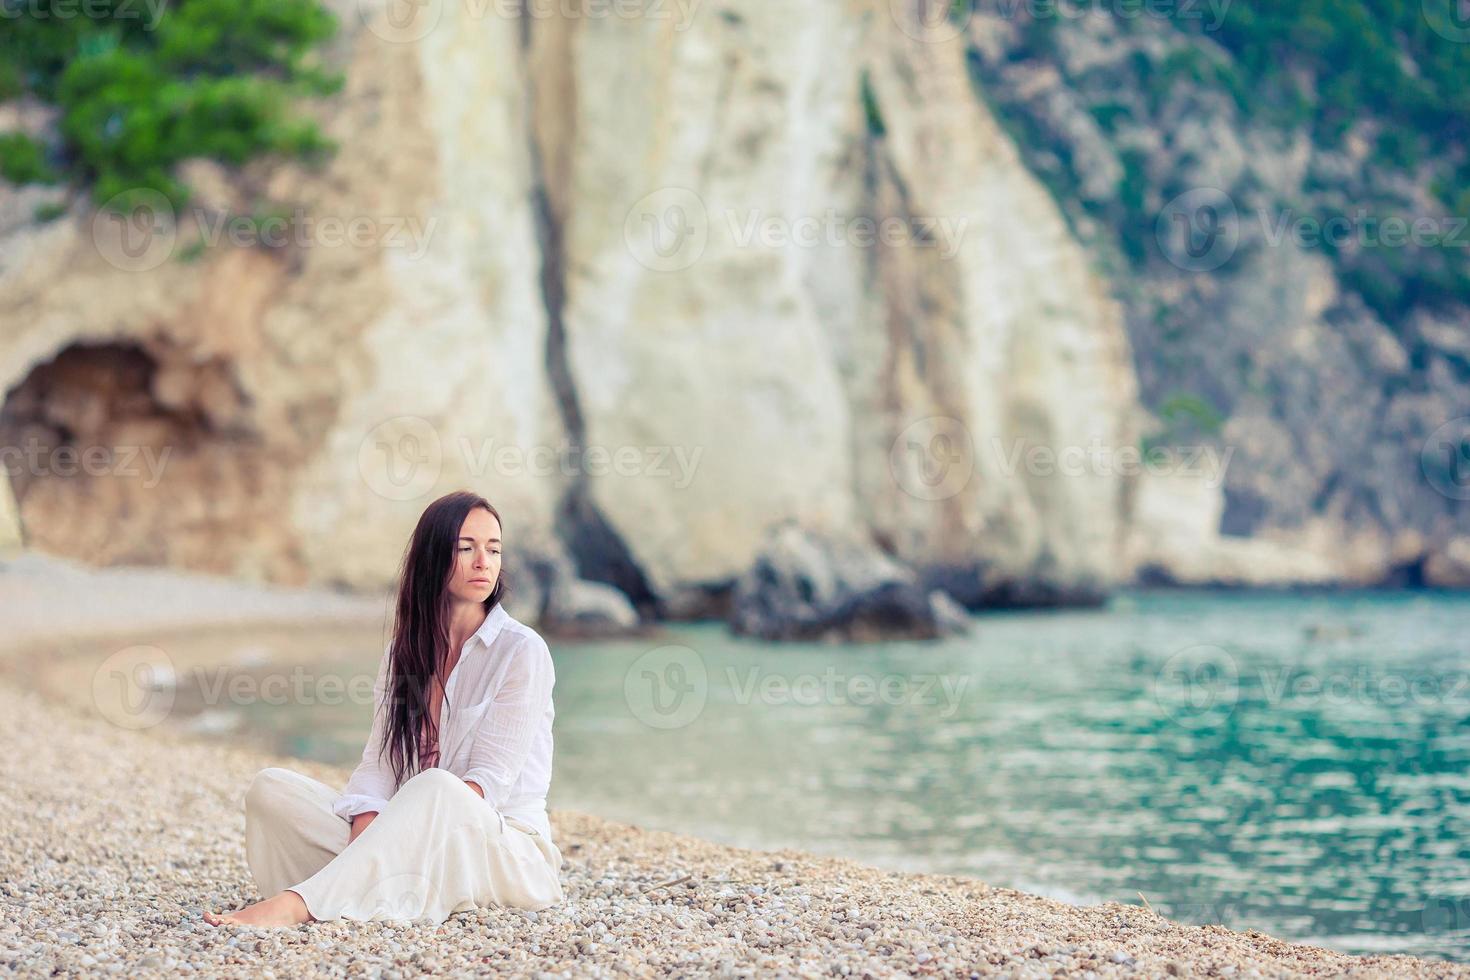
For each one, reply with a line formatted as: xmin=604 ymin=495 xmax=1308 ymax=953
xmin=973 ymin=0 xmax=1469 ymax=323
xmin=0 ymin=0 xmax=341 ymax=210
xmin=1183 ymin=0 xmax=1470 ymax=318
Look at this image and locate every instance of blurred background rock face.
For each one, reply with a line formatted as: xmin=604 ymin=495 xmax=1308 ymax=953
xmin=0 ymin=0 xmax=1466 ymax=627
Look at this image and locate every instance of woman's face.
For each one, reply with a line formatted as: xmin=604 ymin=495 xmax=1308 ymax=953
xmin=448 ymin=507 xmax=502 ymax=603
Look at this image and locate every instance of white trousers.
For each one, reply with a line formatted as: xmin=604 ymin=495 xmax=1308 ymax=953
xmin=242 ymin=766 xmax=565 ymax=923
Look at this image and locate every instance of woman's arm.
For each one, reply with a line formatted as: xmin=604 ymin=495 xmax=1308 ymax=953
xmin=348 ymin=811 xmax=378 ymax=844
xmin=461 ymin=636 xmax=554 ymax=809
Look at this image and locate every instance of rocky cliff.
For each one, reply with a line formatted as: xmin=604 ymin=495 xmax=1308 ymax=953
xmin=0 ymin=0 xmax=1283 ymax=623
xmin=962 ymin=4 xmax=1470 ymax=587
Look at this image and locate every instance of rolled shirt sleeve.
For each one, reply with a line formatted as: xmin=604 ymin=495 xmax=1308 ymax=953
xmin=332 ymin=643 xmax=397 ymax=820
xmin=462 ymin=636 xmax=554 ymax=812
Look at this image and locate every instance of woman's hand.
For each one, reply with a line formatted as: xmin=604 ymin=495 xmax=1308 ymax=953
xmin=348 ymin=811 xmax=378 ymax=845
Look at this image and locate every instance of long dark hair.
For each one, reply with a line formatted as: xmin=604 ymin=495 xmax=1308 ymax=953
xmin=379 ymin=490 xmax=509 ymax=787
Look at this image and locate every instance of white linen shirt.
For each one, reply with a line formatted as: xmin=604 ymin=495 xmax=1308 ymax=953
xmin=332 ymin=602 xmax=557 ymax=844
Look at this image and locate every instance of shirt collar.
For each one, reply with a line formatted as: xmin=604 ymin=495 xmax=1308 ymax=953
xmin=470 ymin=601 xmax=511 ymax=649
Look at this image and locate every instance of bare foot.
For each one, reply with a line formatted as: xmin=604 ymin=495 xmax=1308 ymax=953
xmin=203 ymin=890 xmax=313 ymax=928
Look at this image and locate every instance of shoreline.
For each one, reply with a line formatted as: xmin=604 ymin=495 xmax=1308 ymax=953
xmin=3 ymin=560 xmax=1467 ymax=977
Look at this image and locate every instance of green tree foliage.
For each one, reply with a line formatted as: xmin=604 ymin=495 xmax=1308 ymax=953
xmin=982 ymin=0 xmax=1468 ymax=322
xmin=1193 ymin=0 xmax=1470 ymax=148
xmin=1179 ymin=0 xmax=1470 ymax=317
xmin=0 ymin=131 xmax=59 ymax=183
xmin=0 ymin=0 xmax=341 ymax=209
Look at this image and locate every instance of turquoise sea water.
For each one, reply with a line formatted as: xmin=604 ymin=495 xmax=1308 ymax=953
xmin=236 ymin=590 xmax=1470 ymax=961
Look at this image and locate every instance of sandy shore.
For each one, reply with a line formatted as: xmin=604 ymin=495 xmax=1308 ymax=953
xmin=2 ymin=556 xmax=1466 ymax=978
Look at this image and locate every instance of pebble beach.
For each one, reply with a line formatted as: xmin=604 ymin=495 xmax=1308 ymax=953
xmin=2 ymin=556 xmax=1466 ymax=978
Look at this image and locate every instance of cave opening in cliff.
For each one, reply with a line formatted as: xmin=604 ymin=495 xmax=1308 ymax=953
xmin=0 ymin=340 xmax=274 ymax=573
xmin=4 ymin=343 xmax=179 ymax=506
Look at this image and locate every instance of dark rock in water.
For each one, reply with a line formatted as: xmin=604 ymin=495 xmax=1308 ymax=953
xmin=662 ymin=579 xmax=737 ymax=622
xmin=513 ymin=546 xmax=644 ymax=639
xmin=729 ymin=524 xmax=970 ymax=642
xmin=921 ymin=561 xmax=1108 ymax=610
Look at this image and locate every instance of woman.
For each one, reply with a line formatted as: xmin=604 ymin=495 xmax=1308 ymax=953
xmin=204 ymin=490 xmax=565 ymax=927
